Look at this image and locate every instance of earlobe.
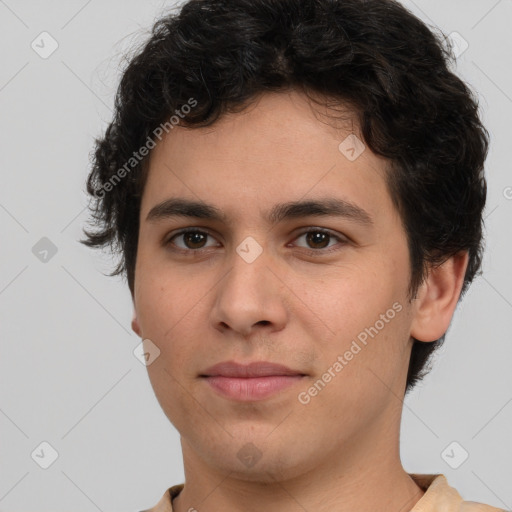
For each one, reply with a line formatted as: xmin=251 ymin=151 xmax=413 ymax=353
xmin=131 ymin=310 xmax=142 ymax=337
xmin=410 ymin=251 xmax=469 ymax=342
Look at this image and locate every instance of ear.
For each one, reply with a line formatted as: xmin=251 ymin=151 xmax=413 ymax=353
xmin=131 ymin=309 xmax=142 ymax=337
xmin=410 ymin=251 xmax=469 ymax=342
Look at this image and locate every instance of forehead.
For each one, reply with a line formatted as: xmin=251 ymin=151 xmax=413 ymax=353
xmin=141 ymin=90 xmax=394 ymax=224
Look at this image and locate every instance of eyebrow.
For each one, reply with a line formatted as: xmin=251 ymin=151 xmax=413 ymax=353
xmin=145 ymin=197 xmax=373 ymax=226
xmin=268 ymin=198 xmax=373 ymax=226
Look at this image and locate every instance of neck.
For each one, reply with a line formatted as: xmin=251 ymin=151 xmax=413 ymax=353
xmin=172 ymin=409 xmax=425 ymax=512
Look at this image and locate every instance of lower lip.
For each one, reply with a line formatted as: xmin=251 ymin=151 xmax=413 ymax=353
xmin=203 ymin=375 xmax=304 ymax=401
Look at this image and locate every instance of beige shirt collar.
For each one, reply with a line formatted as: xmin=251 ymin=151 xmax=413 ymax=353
xmin=142 ymin=474 xmax=505 ymax=512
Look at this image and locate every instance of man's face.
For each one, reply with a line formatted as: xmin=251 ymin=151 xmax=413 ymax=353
xmin=132 ymin=90 xmax=416 ymax=480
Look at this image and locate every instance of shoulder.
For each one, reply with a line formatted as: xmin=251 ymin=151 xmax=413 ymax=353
xmin=409 ymin=474 xmax=506 ymax=512
xmin=459 ymin=501 xmax=507 ymax=512
xmin=140 ymin=484 xmax=184 ymax=512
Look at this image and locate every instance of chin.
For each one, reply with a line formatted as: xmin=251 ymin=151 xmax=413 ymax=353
xmin=200 ymin=440 xmax=315 ymax=484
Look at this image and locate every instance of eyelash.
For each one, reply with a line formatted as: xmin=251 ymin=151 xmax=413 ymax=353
xmin=164 ymin=227 xmax=348 ymax=257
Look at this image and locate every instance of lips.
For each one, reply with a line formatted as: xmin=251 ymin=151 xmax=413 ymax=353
xmin=200 ymin=361 xmax=307 ymax=401
xmin=200 ymin=361 xmax=305 ymax=378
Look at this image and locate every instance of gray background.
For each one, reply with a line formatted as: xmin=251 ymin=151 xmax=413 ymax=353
xmin=0 ymin=1 xmax=511 ymax=510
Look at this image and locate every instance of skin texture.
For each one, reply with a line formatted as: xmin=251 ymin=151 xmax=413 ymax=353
xmin=131 ymin=90 xmax=468 ymax=512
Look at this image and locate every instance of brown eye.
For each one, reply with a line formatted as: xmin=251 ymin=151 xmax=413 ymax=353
xmin=167 ymin=230 xmax=219 ymax=251
xmin=183 ymin=231 xmax=207 ymax=249
xmin=305 ymin=231 xmax=331 ymax=249
xmin=293 ymin=228 xmax=347 ymax=254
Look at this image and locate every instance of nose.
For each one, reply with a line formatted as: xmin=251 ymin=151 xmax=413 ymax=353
xmin=210 ymin=244 xmax=289 ymax=338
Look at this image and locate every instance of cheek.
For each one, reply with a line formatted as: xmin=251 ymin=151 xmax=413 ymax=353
xmin=300 ymin=259 xmax=411 ymax=387
xmin=296 ymin=303 xmax=411 ymax=435
xmin=135 ymin=262 xmax=199 ymax=337
xmin=145 ymin=356 xmax=203 ymax=437
xmin=297 ymin=258 xmax=404 ymax=338
xmin=135 ymin=273 xmax=208 ymax=425
xmin=134 ymin=265 xmax=220 ymax=388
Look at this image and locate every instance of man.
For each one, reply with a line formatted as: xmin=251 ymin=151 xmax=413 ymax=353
xmin=82 ymin=0 xmax=503 ymax=510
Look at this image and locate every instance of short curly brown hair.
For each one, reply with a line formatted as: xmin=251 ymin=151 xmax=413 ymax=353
xmin=81 ymin=0 xmax=489 ymax=394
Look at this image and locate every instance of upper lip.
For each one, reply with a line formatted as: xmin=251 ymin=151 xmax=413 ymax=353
xmin=200 ymin=361 xmax=306 ymax=378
